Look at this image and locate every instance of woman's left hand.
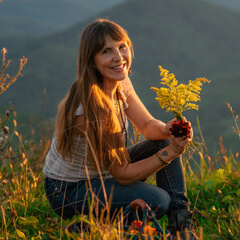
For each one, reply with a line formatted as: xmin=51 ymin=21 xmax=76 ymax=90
xmin=163 ymin=117 xmax=193 ymax=139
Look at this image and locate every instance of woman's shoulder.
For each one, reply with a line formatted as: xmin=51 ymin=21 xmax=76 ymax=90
xmin=76 ymin=104 xmax=83 ymax=116
xmin=74 ymin=104 xmax=85 ymax=134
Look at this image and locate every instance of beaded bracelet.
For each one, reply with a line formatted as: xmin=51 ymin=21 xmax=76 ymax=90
xmin=156 ymin=154 xmax=170 ymax=166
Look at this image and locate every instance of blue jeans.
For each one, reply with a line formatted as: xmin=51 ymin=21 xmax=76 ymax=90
xmin=44 ymin=139 xmax=189 ymax=220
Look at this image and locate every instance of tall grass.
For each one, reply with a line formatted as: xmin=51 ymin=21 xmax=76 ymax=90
xmin=0 ymin=49 xmax=239 ymax=239
xmin=0 ymin=113 xmax=239 ymax=240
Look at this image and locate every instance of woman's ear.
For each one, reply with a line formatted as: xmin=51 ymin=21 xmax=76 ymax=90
xmin=128 ymin=67 xmax=132 ymax=75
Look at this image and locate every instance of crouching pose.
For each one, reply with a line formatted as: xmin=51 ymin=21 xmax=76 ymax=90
xmin=43 ymin=18 xmax=199 ymax=239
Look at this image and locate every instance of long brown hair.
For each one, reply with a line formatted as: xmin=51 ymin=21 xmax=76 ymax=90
xmin=54 ymin=19 xmax=134 ymax=170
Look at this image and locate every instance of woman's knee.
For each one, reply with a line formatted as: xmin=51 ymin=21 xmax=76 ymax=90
xmin=140 ymin=187 xmax=170 ymax=216
xmin=142 ymin=138 xmax=171 ymax=153
xmin=150 ymin=190 xmax=171 ymax=218
xmin=153 ymin=138 xmax=170 ymax=150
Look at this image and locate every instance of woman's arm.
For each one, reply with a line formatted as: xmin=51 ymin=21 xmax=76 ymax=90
xmin=125 ymin=87 xmax=172 ymax=140
xmin=110 ymin=135 xmax=190 ymax=185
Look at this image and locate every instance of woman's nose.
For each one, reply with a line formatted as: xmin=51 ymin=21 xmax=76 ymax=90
xmin=113 ymin=49 xmax=122 ymax=61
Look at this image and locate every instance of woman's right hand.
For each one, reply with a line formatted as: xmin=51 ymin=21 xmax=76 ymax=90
xmin=169 ymin=132 xmax=192 ymax=157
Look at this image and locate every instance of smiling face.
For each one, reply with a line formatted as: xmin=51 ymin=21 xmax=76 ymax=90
xmin=94 ymin=35 xmax=132 ymax=86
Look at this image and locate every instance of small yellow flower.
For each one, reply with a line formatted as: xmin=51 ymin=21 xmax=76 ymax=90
xmin=151 ymin=66 xmax=210 ymax=120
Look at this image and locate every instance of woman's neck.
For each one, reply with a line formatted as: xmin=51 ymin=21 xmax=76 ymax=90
xmin=103 ymin=81 xmax=119 ymax=99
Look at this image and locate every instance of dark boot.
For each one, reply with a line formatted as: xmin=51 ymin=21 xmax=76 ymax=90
xmin=167 ymin=209 xmax=200 ymax=240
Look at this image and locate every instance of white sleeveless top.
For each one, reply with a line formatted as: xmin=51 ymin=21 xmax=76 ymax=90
xmin=43 ymin=79 xmax=132 ymax=182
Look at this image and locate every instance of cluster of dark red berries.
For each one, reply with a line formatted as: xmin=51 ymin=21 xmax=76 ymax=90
xmin=170 ymin=120 xmax=191 ymax=138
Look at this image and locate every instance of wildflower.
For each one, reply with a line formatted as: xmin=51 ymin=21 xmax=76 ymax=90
xmin=151 ymin=66 xmax=210 ymax=121
xmin=129 ymin=220 xmax=158 ymax=235
xmin=130 ymin=220 xmax=142 ymax=231
xmin=170 ymin=120 xmax=191 ymax=138
xmin=151 ymin=66 xmax=210 ymax=137
xmin=5 ymin=110 xmax=10 ymax=116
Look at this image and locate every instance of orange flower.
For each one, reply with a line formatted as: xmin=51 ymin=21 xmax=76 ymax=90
xmin=129 ymin=220 xmax=158 ymax=235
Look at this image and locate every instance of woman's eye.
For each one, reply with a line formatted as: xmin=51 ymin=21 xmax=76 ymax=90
xmin=102 ymin=48 xmax=110 ymax=54
xmin=120 ymin=44 xmax=127 ymax=50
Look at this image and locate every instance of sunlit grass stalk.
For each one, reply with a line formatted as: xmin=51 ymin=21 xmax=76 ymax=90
xmin=0 ymin=48 xmax=28 ymax=96
xmin=1 ymin=102 xmax=239 ymax=239
xmin=227 ymin=102 xmax=240 ymax=140
xmin=0 ymin=204 xmax=9 ymax=240
xmin=84 ymin=131 xmax=110 ymax=213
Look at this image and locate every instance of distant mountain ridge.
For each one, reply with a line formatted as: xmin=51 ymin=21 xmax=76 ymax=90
xmin=0 ymin=0 xmax=239 ymax=37
xmin=1 ymin=0 xmax=240 ymax=153
xmin=0 ymin=0 xmax=126 ymax=36
xmin=207 ymin=0 xmax=240 ymax=11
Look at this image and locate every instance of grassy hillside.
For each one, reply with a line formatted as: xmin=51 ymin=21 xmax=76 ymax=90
xmin=0 ymin=111 xmax=239 ymax=239
xmin=1 ymin=0 xmax=240 ymax=153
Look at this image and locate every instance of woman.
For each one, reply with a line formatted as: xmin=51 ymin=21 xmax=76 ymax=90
xmin=43 ymin=18 xmax=199 ymax=239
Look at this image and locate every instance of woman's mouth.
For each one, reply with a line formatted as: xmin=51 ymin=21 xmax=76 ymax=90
xmin=111 ymin=63 xmax=127 ymax=71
